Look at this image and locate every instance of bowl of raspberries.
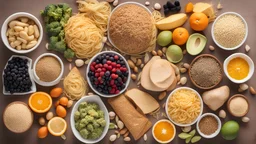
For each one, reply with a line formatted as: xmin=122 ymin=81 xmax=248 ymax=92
xmin=86 ymin=51 xmax=131 ymax=97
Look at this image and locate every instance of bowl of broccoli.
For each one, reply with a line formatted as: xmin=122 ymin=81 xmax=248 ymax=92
xmin=70 ymin=95 xmax=109 ymax=143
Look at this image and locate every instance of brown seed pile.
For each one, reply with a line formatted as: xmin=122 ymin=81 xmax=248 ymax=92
xmin=190 ymin=57 xmax=222 ymax=88
xmin=199 ymin=116 xmax=218 ymax=135
xmin=109 ymin=4 xmax=154 ymax=54
xmin=3 ymin=102 xmax=33 ymax=133
xmin=214 ymin=14 xmax=246 ymax=48
xmin=36 ymin=56 xmax=61 ymax=82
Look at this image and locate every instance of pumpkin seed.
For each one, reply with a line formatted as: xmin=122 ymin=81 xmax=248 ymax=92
xmin=144 ymin=52 xmax=150 ymax=63
xmin=151 ymin=50 xmax=157 ymax=56
xmin=250 ymin=86 xmax=256 ymax=95
xmin=181 ymin=126 xmax=191 ymax=133
xmin=124 ymin=137 xmax=131 ymax=141
xmin=127 ymin=60 xmax=135 ymax=69
xmin=158 ymin=91 xmax=167 ymax=100
xmin=136 ymin=59 xmax=142 ymax=66
xmin=191 ymin=136 xmax=201 ymax=143
xmin=242 ymin=117 xmax=250 ymax=123
xmin=109 ymin=123 xmax=116 ymax=129
xmin=143 ymin=134 xmax=147 ymax=141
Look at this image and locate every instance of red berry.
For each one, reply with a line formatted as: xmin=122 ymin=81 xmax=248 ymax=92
xmin=100 ymin=72 xmax=105 ymax=76
xmin=94 ymin=81 xmax=99 ymax=85
xmin=102 ymin=68 xmax=106 ymax=72
xmin=98 ymin=64 xmax=103 ymax=68
xmin=112 ymin=68 xmax=117 ymax=73
xmin=111 ymin=62 xmax=117 ymax=67
xmin=114 ymin=55 xmax=119 ymax=60
xmin=92 ymin=62 xmax=96 ymax=66
xmin=115 ymin=90 xmax=120 ymax=94
xmin=98 ymin=77 xmax=102 ymax=81
xmin=120 ymin=67 xmax=127 ymax=72
xmin=110 ymin=80 xmax=115 ymax=85
xmin=110 ymin=88 xmax=115 ymax=94
xmin=107 ymin=61 xmax=112 ymax=64
xmin=116 ymin=64 xmax=121 ymax=68
xmin=111 ymin=74 xmax=118 ymax=79
xmin=90 ymin=66 xmax=95 ymax=71
xmin=104 ymin=64 xmax=108 ymax=68
xmin=95 ymin=72 xmax=100 ymax=77
xmin=95 ymin=64 xmax=99 ymax=69
xmin=107 ymin=66 xmax=112 ymax=70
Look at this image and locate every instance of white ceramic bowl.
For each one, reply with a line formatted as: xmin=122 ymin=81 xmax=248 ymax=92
xmin=32 ymin=53 xmax=64 ymax=86
xmin=165 ymin=87 xmax=203 ymax=127
xmin=152 ymin=119 xmax=176 ymax=143
xmin=223 ymin=53 xmax=254 ymax=83
xmin=70 ymin=95 xmax=109 ymax=144
xmin=107 ymin=2 xmax=152 ymax=50
xmin=211 ymin=12 xmax=248 ymax=50
xmin=2 ymin=55 xmax=36 ymax=95
xmin=86 ymin=51 xmax=131 ymax=98
xmin=1 ymin=12 xmax=43 ymax=54
xmin=196 ymin=113 xmax=221 ymax=139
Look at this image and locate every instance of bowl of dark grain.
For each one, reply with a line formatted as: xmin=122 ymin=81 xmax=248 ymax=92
xmin=188 ymin=54 xmax=223 ymax=90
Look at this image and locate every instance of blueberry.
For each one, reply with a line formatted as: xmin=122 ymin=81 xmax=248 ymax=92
xmin=175 ymin=6 xmax=181 ymax=11
xmin=164 ymin=9 xmax=170 ymax=15
xmin=163 ymin=4 xmax=168 ymax=9
xmin=167 ymin=1 xmax=175 ymax=9
xmin=109 ymin=57 xmax=114 ymax=61
xmin=174 ymin=1 xmax=180 ymax=6
xmin=102 ymin=59 xmax=107 ymax=64
xmin=105 ymin=71 xmax=110 ymax=76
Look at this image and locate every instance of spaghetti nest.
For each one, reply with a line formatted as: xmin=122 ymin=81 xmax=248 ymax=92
xmin=77 ymin=0 xmax=111 ymax=33
xmin=65 ymin=14 xmax=103 ymax=59
xmin=63 ymin=67 xmax=89 ymax=100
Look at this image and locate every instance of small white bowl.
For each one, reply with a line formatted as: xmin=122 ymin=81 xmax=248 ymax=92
xmin=223 ymin=53 xmax=254 ymax=83
xmin=165 ymin=87 xmax=203 ymax=127
xmin=196 ymin=113 xmax=221 ymax=139
xmin=107 ymin=2 xmax=152 ymax=51
xmin=1 ymin=12 xmax=43 ymax=54
xmin=32 ymin=53 xmax=64 ymax=86
xmin=70 ymin=95 xmax=109 ymax=144
xmin=211 ymin=12 xmax=248 ymax=50
xmin=152 ymin=119 xmax=176 ymax=143
xmin=2 ymin=55 xmax=36 ymax=95
xmin=86 ymin=51 xmax=131 ymax=98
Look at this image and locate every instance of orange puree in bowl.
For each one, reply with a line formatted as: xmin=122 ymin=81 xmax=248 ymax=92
xmin=227 ymin=57 xmax=249 ymax=80
xmin=154 ymin=121 xmax=175 ymax=142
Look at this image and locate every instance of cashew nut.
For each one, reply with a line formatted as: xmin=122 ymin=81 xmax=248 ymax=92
xmin=6 ymin=28 xmax=11 ymax=37
xmin=33 ymin=25 xmax=39 ymax=38
xmin=19 ymin=31 xmax=29 ymax=40
xmin=10 ymin=42 xmax=15 ymax=48
xmin=25 ymin=40 xmax=37 ymax=49
xmin=9 ymin=20 xmax=28 ymax=28
xmin=13 ymin=40 xmax=22 ymax=47
xmin=21 ymin=43 xmax=26 ymax=49
xmin=8 ymin=28 xmax=15 ymax=36
xmin=27 ymin=35 xmax=34 ymax=41
xmin=14 ymin=32 xmax=19 ymax=36
xmin=16 ymin=45 xmax=22 ymax=50
xmin=28 ymin=25 xmax=34 ymax=36
xmin=14 ymin=26 xmax=24 ymax=32
xmin=24 ymin=27 xmax=28 ymax=33
xmin=17 ymin=37 xmax=27 ymax=44
xmin=20 ymin=17 xmax=29 ymax=23
xmin=8 ymin=36 xmax=16 ymax=42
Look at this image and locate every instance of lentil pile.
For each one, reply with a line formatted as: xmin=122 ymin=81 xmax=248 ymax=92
xmin=3 ymin=102 xmax=33 ymax=133
xmin=35 ymin=56 xmax=61 ymax=82
xmin=199 ymin=116 xmax=218 ymax=135
xmin=214 ymin=14 xmax=246 ymax=48
xmin=190 ymin=57 xmax=222 ymax=88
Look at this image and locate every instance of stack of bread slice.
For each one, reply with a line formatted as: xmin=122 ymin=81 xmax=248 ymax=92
xmin=141 ymin=56 xmax=178 ymax=92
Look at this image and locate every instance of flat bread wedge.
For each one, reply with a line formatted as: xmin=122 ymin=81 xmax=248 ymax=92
xmin=149 ymin=59 xmax=173 ymax=83
xmin=125 ymin=88 xmax=160 ymax=114
xmin=166 ymin=76 xmax=177 ymax=92
xmin=108 ymin=95 xmax=152 ymax=140
xmin=141 ymin=56 xmax=166 ymax=91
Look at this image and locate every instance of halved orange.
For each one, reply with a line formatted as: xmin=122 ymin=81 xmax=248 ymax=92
xmin=29 ymin=92 xmax=52 ymax=113
xmin=48 ymin=117 xmax=67 ymax=136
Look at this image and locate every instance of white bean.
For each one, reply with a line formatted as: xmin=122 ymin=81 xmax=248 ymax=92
xmin=17 ymin=37 xmax=27 ymax=44
xmin=33 ymin=25 xmax=40 ymax=39
xmin=28 ymin=25 xmax=34 ymax=36
xmin=25 ymin=40 xmax=37 ymax=49
xmin=20 ymin=17 xmax=29 ymax=23
xmin=14 ymin=26 xmax=24 ymax=32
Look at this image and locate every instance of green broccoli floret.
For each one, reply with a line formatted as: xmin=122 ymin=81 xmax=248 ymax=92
xmin=74 ymin=111 xmax=80 ymax=122
xmin=79 ymin=128 xmax=89 ymax=139
xmin=85 ymin=115 xmax=94 ymax=123
xmin=88 ymin=103 xmax=99 ymax=110
xmin=80 ymin=118 xmax=88 ymax=127
xmin=88 ymin=109 xmax=99 ymax=118
xmin=92 ymin=121 xmax=100 ymax=128
xmin=46 ymin=21 xmax=62 ymax=36
xmin=55 ymin=40 xmax=66 ymax=53
xmin=64 ymin=48 xmax=75 ymax=59
xmin=96 ymin=118 xmax=106 ymax=127
xmin=44 ymin=4 xmax=57 ymax=16
xmin=59 ymin=30 xmax=65 ymax=40
xmin=88 ymin=132 xmax=100 ymax=139
xmin=87 ymin=124 xmax=94 ymax=132
xmin=75 ymin=119 xmax=81 ymax=130
xmin=97 ymin=110 xmax=104 ymax=118
xmin=48 ymin=36 xmax=59 ymax=50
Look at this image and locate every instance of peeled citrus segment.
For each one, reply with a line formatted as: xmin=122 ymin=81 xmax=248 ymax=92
xmin=48 ymin=117 xmax=67 ymax=136
xmin=29 ymin=92 xmax=52 ymax=113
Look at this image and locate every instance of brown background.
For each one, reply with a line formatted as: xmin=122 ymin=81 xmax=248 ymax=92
xmin=0 ymin=0 xmax=256 ymax=144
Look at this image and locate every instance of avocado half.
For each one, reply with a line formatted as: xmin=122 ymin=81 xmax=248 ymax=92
xmin=186 ymin=33 xmax=207 ymax=55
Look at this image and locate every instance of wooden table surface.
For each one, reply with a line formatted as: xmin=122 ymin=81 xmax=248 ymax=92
xmin=1 ymin=0 xmax=256 ymax=144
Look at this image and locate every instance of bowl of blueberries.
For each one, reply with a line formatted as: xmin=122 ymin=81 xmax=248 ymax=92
xmin=2 ymin=55 xmax=36 ymax=95
xmin=86 ymin=51 xmax=131 ymax=98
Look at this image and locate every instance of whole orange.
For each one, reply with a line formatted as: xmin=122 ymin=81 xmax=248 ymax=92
xmin=56 ymin=105 xmax=67 ymax=118
xmin=172 ymin=27 xmax=189 ymax=45
xmin=189 ymin=12 xmax=209 ymax=31
xmin=37 ymin=126 xmax=48 ymax=138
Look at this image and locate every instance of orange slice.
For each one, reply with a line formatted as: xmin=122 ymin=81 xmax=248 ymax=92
xmin=29 ymin=92 xmax=52 ymax=113
xmin=48 ymin=117 xmax=67 ymax=136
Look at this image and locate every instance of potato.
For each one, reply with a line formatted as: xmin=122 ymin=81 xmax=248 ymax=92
xmin=202 ymin=85 xmax=230 ymax=111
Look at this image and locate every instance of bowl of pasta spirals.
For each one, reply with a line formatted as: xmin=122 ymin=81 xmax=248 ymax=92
xmin=165 ymin=87 xmax=203 ymax=127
